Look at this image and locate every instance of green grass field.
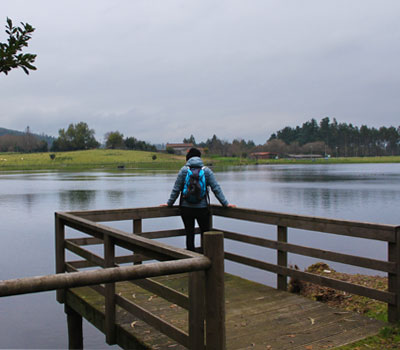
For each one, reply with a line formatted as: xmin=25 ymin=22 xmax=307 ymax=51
xmin=0 ymin=149 xmax=186 ymax=171
xmin=0 ymin=149 xmax=399 ymax=171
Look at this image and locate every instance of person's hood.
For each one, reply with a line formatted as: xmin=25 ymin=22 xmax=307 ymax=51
xmin=185 ymin=156 xmax=204 ymax=168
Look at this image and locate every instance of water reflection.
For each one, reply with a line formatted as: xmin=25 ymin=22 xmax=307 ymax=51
xmin=246 ymin=163 xmax=400 ymax=184
xmin=222 ymin=163 xmax=400 ymax=224
xmin=58 ymin=190 xmax=97 ymax=210
xmin=1 ymin=165 xmax=400 ymax=349
xmin=23 ymin=193 xmax=37 ymax=213
xmin=105 ymin=190 xmax=126 ymax=204
xmin=276 ymin=187 xmax=400 ymax=212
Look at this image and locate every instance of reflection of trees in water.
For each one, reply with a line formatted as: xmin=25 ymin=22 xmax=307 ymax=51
xmin=269 ymin=173 xmax=374 ymax=183
xmin=59 ymin=190 xmax=96 ymax=210
xmin=23 ymin=193 xmax=37 ymax=212
xmin=278 ymin=187 xmax=400 ymax=212
xmin=105 ymin=190 xmax=125 ymax=203
xmin=267 ymin=166 xmax=400 ymax=184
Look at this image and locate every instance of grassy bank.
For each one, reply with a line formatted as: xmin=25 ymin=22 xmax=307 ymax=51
xmin=0 ymin=149 xmax=187 ymax=171
xmin=0 ymin=150 xmax=399 ymax=171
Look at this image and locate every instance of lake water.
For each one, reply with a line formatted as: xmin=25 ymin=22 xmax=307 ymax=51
xmin=0 ymin=163 xmax=399 ymax=349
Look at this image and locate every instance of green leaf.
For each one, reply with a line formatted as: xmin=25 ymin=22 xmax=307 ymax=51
xmin=1 ymin=17 xmax=36 ymax=75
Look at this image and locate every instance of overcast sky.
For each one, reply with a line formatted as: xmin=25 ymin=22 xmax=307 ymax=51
xmin=1 ymin=1 xmax=399 ymax=145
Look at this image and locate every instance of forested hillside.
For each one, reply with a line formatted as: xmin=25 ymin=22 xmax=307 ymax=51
xmin=2 ymin=117 xmax=399 ymax=158
xmin=0 ymin=127 xmax=55 ymax=152
xmin=268 ymin=118 xmax=400 ymax=157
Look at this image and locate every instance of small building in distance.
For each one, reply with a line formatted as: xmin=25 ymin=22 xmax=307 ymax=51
xmin=166 ymin=143 xmax=194 ymax=155
xmin=250 ymin=152 xmax=278 ymax=160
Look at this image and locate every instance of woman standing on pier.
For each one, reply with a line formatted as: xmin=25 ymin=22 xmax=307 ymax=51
xmin=162 ymin=147 xmax=235 ymax=251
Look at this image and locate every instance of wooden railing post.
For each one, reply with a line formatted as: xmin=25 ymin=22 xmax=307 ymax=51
xmin=188 ymin=271 xmax=205 ymax=350
xmin=133 ymin=218 xmax=142 ymax=235
xmin=133 ymin=219 xmax=143 ymax=265
xmin=65 ymin=305 xmax=83 ymax=350
xmin=277 ymin=225 xmax=288 ymax=291
xmin=388 ymin=226 xmax=400 ymax=323
xmin=55 ymin=214 xmax=65 ymax=303
xmin=104 ymin=234 xmax=116 ymax=344
xmin=201 ymin=211 xmax=213 ymax=250
xmin=208 ymin=211 xmax=213 ymax=231
xmin=204 ymin=231 xmax=225 ymax=350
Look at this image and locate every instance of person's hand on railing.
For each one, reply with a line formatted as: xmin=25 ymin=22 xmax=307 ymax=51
xmin=159 ymin=203 xmax=168 ymax=207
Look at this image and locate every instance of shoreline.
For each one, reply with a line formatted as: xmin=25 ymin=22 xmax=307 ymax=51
xmin=0 ymin=149 xmax=399 ymax=171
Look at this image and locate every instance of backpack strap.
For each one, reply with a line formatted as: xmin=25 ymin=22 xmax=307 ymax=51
xmin=201 ymin=166 xmax=211 ymax=206
xmin=179 ymin=166 xmax=190 ymax=207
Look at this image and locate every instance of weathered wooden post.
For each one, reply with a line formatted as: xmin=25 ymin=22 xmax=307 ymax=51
xmin=104 ymin=234 xmax=116 ymax=344
xmin=55 ymin=213 xmax=65 ymax=303
xmin=277 ymin=225 xmax=288 ymax=291
xmin=204 ymin=231 xmax=225 ymax=350
xmin=133 ymin=218 xmax=142 ymax=235
xmin=133 ymin=218 xmax=143 ymax=265
xmin=388 ymin=226 xmax=400 ymax=323
xmin=188 ymin=271 xmax=205 ymax=349
xmin=208 ymin=210 xmax=213 ymax=231
xmin=199 ymin=210 xmax=214 ymax=252
xmin=65 ymin=305 xmax=83 ymax=350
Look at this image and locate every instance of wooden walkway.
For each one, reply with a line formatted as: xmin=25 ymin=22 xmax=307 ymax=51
xmin=0 ymin=206 xmax=396 ymax=349
xmin=67 ymin=273 xmax=383 ymax=350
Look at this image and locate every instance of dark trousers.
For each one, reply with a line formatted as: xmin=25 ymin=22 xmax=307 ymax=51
xmin=180 ymin=206 xmax=210 ymax=251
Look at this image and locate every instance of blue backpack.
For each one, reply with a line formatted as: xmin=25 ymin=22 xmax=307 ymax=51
xmin=182 ymin=166 xmax=207 ymax=203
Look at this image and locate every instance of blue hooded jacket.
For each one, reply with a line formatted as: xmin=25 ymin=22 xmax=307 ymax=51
xmin=167 ymin=156 xmax=229 ymax=208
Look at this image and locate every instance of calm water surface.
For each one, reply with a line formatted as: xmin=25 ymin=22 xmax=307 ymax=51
xmin=0 ymin=163 xmax=399 ymax=349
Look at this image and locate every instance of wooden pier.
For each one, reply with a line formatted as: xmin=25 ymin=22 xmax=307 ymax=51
xmin=1 ymin=205 xmax=399 ymax=349
xmin=66 ymin=273 xmax=383 ymax=349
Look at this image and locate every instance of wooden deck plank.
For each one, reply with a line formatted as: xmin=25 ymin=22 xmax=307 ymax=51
xmin=67 ymin=273 xmax=383 ymax=349
xmin=226 ymin=309 xmax=379 ymax=349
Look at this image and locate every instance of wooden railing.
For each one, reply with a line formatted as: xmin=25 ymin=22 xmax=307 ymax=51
xmin=210 ymin=205 xmax=400 ymax=323
xmin=1 ymin=204 xmax=398 ymax=349
xmin=56 ymin=205 xmax=400 ymax=326
xmin=55 ymin=208 xmax=226 ymax=350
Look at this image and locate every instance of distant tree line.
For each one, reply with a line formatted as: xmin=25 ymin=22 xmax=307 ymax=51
xmin=51 ymin=122 xmax=100 ymax=151
xmin=50 ymin=123 xmax=156 ymax=152
xmin=183 ymin=117 xmax=400 ymax=158
xmin=195 ymin=135 xmax=255 ymax=158
xmin=181 ymin=134 xmax=255 ymax=157
xmin=1 ymin=118 xmax=399 ymax=158
xmin=50 ymin=123 xmax=157 ymax=152
xmin=0 ymin=127 xmax=47 ymax=152
xmin=268 ymin=117 xmax=400 ymax=157
xmin=0 ymin=122 xmax=157 ymax=153
xmin=105 ymin=131 xmax=156 ymax=152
